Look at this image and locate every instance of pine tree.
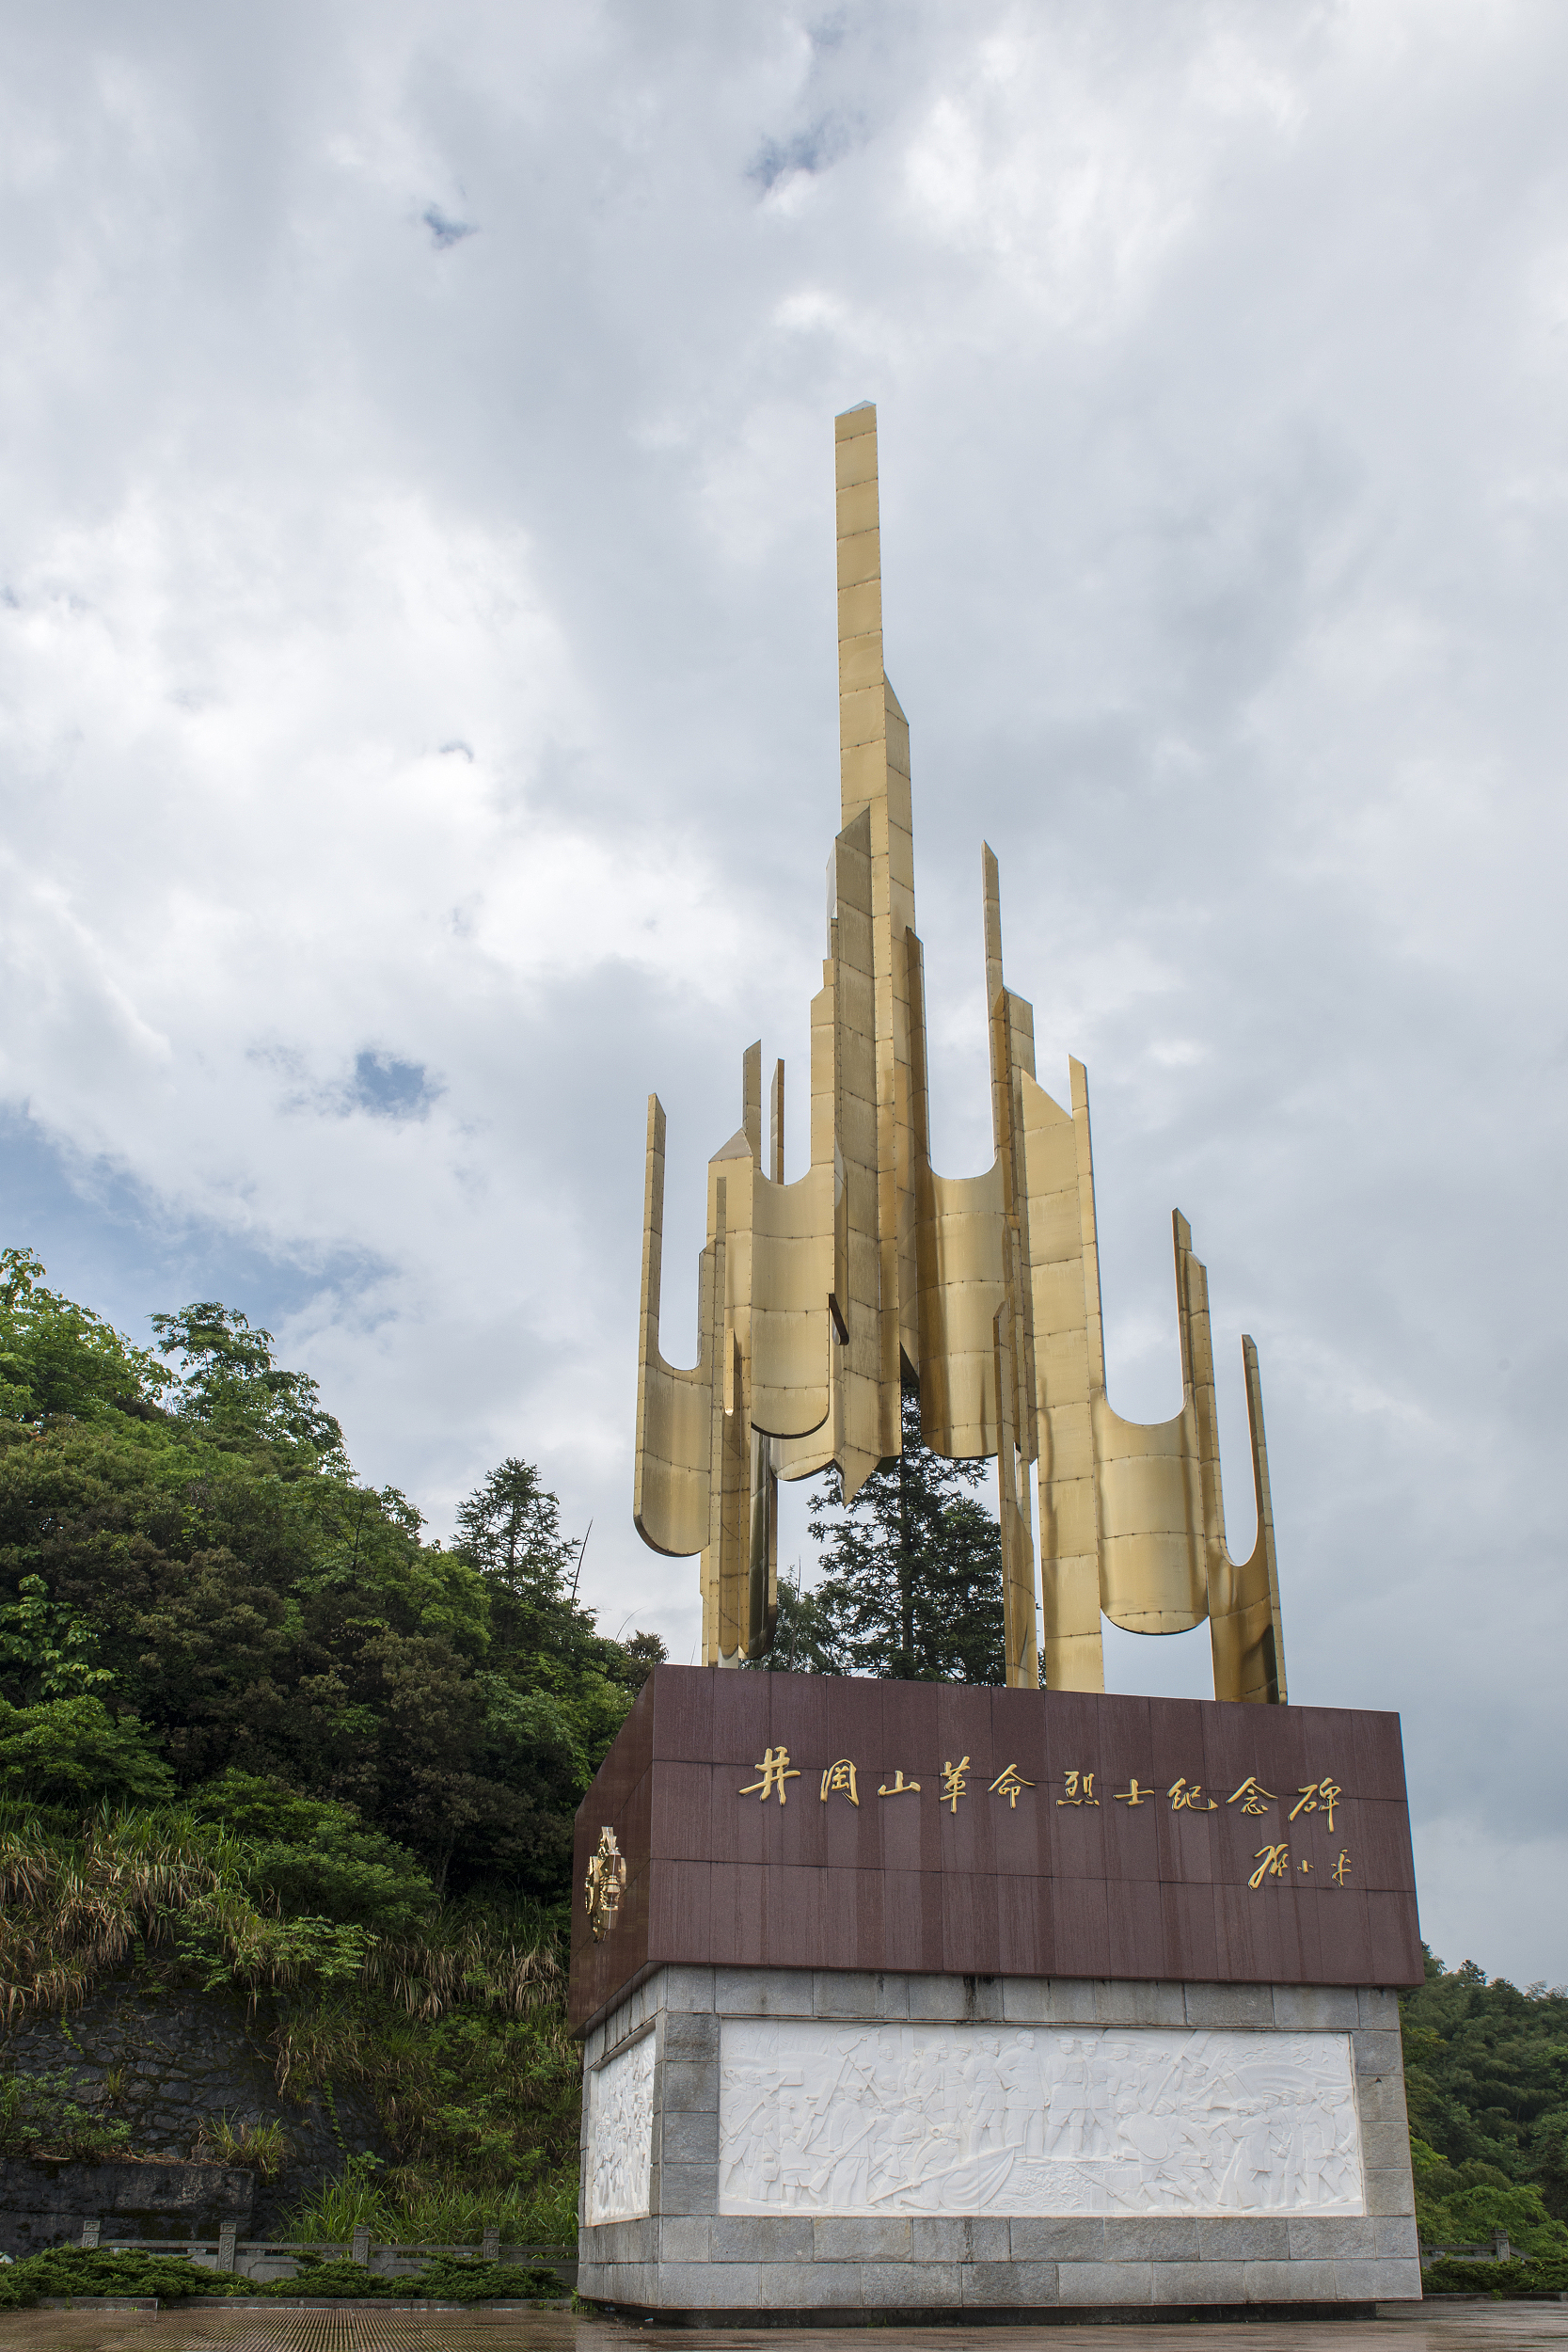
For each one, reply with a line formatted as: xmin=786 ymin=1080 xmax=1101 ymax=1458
xmin=765 ymin=1384 xmax=1004 ymax=1682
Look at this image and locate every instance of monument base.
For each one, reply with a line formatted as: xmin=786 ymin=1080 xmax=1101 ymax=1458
xmin=578 ymin=1964 xmax=1420 ymax=2320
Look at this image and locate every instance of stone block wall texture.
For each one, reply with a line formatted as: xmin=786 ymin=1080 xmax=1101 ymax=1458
xmin=2 ymin=1976 xmax=388 ymax=2240
xmin=576 ymin=1965 xmax=1421 ymax=2316
xmin=0 ymin=2157 xmax=253 ymax=2258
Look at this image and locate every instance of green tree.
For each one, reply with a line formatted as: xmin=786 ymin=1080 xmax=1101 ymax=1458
xmin=190 ymin=1769 xmax=436 ymax=1933
xmin=1402 ymin=1947 xmax=1568 ymax=2253
xmin=0 ymin=1248 xmax=171 ymax=1423
xmin=776 ymin=1383 xmax=1005 ymax=1681
xmin=0 ymin=1574 xmax=115 ymax=1702
xmin=0 ymin=1692 xmax=173 ymax=1804
xmin=0 ymin=1259 xmax=654 ymax=1901
xmin=150 ymin=1303 xmax=346 ymax=1464
xmin=450 ymin=1456 xmax=652 ymax=1887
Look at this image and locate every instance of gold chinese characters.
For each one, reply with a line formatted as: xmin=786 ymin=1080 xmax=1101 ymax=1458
xmin=1249 ymin=1842 xmax=1291 ymax=1888
xmin=733 ymin=1752 xmax=1349 ymax=1821
xmin=633 ymin=404 xmax=1289 ymax=1705
xmin=727 ymin=1745 xmax=1354 ymax=1892
xmin=1290 ymin=1778 xmax=1343 ymax=1830
xmin=739 ymin=1746 xmax=801 ymax=1804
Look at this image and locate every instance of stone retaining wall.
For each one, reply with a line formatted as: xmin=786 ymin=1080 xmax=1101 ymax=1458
xmin=2 ymin=1975 xmax=387 ymax=2235
xmin=0 ymin=2158 xmax=253 ymax=2257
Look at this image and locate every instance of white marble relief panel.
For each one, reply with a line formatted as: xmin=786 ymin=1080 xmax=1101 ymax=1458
xmin=719 ymin=2019 xmax=1363 ymax=2218
xmin=587 ymin=2030 xmax=656 ymax=2225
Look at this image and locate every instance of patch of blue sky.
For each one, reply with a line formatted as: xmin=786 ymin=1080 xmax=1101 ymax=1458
xmin=0 ymin=1106 xmax=390 ymax=1353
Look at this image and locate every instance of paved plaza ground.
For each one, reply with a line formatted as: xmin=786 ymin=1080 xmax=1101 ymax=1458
xmin=0 ymin=2303 xmax=1563 ymax=2352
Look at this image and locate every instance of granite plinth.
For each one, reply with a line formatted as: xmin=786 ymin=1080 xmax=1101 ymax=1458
xmin=570 ymin=1671 xmax=1422 ymax=2317
xmin=576 ymin=1964 xmax=1422 ymax=2318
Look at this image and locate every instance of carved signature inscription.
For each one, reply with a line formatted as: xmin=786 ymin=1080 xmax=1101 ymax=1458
xmin=719 ymin=2020 xmax=1363 ymax=2217
xmin=587 ymin=2032 xmax=656 ymax=2224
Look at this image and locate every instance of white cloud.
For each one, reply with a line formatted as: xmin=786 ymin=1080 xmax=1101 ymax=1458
xmin=1 ymin=0 xmax=1565 ymax=1982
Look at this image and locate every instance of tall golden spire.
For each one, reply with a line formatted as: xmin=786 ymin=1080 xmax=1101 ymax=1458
xmin=634 ymin=406 xmax=1287 ymax=1701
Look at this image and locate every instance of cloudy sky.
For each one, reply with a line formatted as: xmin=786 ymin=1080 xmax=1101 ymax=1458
xmin=3 ymin=1 xmax=1565 ymax=1982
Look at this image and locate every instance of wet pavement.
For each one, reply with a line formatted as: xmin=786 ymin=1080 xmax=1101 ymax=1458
xmin=0 ymin=2298 xmax=1564 ymax=2352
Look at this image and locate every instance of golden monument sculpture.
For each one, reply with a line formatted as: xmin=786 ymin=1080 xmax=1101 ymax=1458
xmin=635 ymin=404 xmax=1286 ymax=1705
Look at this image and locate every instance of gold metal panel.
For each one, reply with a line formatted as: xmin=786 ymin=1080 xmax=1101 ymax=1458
xmin=994 ymin=1298 xmax=1039 ymax=1686
xmin=633 ymin=400 xmax=1290 ymax=1705
xmin=838 ymin=633 xmax=884 ymax=692
xmin=713 ymin=1328 xmax=748 ymax=1664
xmin=839 ymin=736 xmax=892 ymax=816
xmin=743 ymin=1041 xmax=763 ymax=1162
xmin=835 ymin=429 xmax=879 ymax=487
xmin=747 ymin=1423 xmax=778 ymax=1661
xmin=749 ymin=1162 xmax=832 ymax=1438
xmin=837 ymin=531 xmax=881 ymax=591
xmin=1093 ymin=1391 xmax=1208 ymax=1635
xmin=915 ymin=1161 xmax=1006 ymax=1457
xmin=836 ymin=478 xmax=881 ymax=538
xmin=898 ymin=927 xmax=928 ymax=1380
xmin=981 ymin=850 xmax=1038 ymax=1465
xmin=839 ymin=683 xmax=887 ymax=749
xmin=835 ymin=404 xmax=877 ymax=442
xmin=836 ymin=579 xmax=882 ymax=640
xmin=1207 ymin=1335 xmax=1287 ymax=1703
xmin=993 ymin=1216 xmax=1040 ymax=1688
xmin=832 ymin=813 xmax=885 ymax=1500
xmin=1070 ymin=1057 xmax=1108 ymax=1394
xmin=1173 ymin=1212 xmax=1288 ymax=1703
xmin=633 ymin=1096 xmax=711 ymax=1560
xmin=773 ymin=969 xmax=838 ymax=1487
xmin=699 ymin=1182 xmax=731 ymax=1662
xmin=1020 ymin=1069 xmax=1105 ymax=1692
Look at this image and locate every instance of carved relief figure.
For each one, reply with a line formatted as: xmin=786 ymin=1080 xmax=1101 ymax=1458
xmin=719 ymin=2019 xmax=1363 ymax=2219
xmin=587 ymin=2032 xmax=656 ymax=2225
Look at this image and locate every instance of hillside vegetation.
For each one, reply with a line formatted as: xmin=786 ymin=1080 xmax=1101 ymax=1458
xmin=5 ymin=1248 xmax=1568 ymax=2271
xmin=1402 ymin=1952 xmax=1568 ymax=2276
xmin=0 ymin=1248 xmax=662 ymax=2237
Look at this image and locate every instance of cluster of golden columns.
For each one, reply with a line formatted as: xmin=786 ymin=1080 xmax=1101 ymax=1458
xmin=635 ymin=404 xmax=1287 ymax=1704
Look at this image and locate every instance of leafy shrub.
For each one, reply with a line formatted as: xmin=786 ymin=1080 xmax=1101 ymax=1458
xmin=1424 ymin=2253 xmax=1568 ymax=2297
xmin=0 ymin=2246 xmax=245 ymax=2302
xmin=400 ymin=2255 xmax=562 ymax=2302
xmin=0 ymin=1698 xmax=173 ymax=1807
xmin=189 ymin=1773 xmax=435 ymax=1936
xmin=0 ymin=2246 xmax=563 ymax=2306
xmin=0 ymin=2066 xmax=131 ymax=2160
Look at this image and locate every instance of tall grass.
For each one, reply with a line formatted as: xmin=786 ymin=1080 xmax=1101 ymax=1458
xmin=0 ymin=1810 xmax=565 ymax=2026
xmin=286 ymin=2156 xmax=576 ymax=2248
xmin=0 ymin=1804 xmax=369 ymax=2019
xmin=366 ymin=1921 xmax=562 ymax=2020
xmin=0 ymin=1806 xmax=222 ymax=2020
xmin=193 ymin=2112 xmax=289 ymax=2179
